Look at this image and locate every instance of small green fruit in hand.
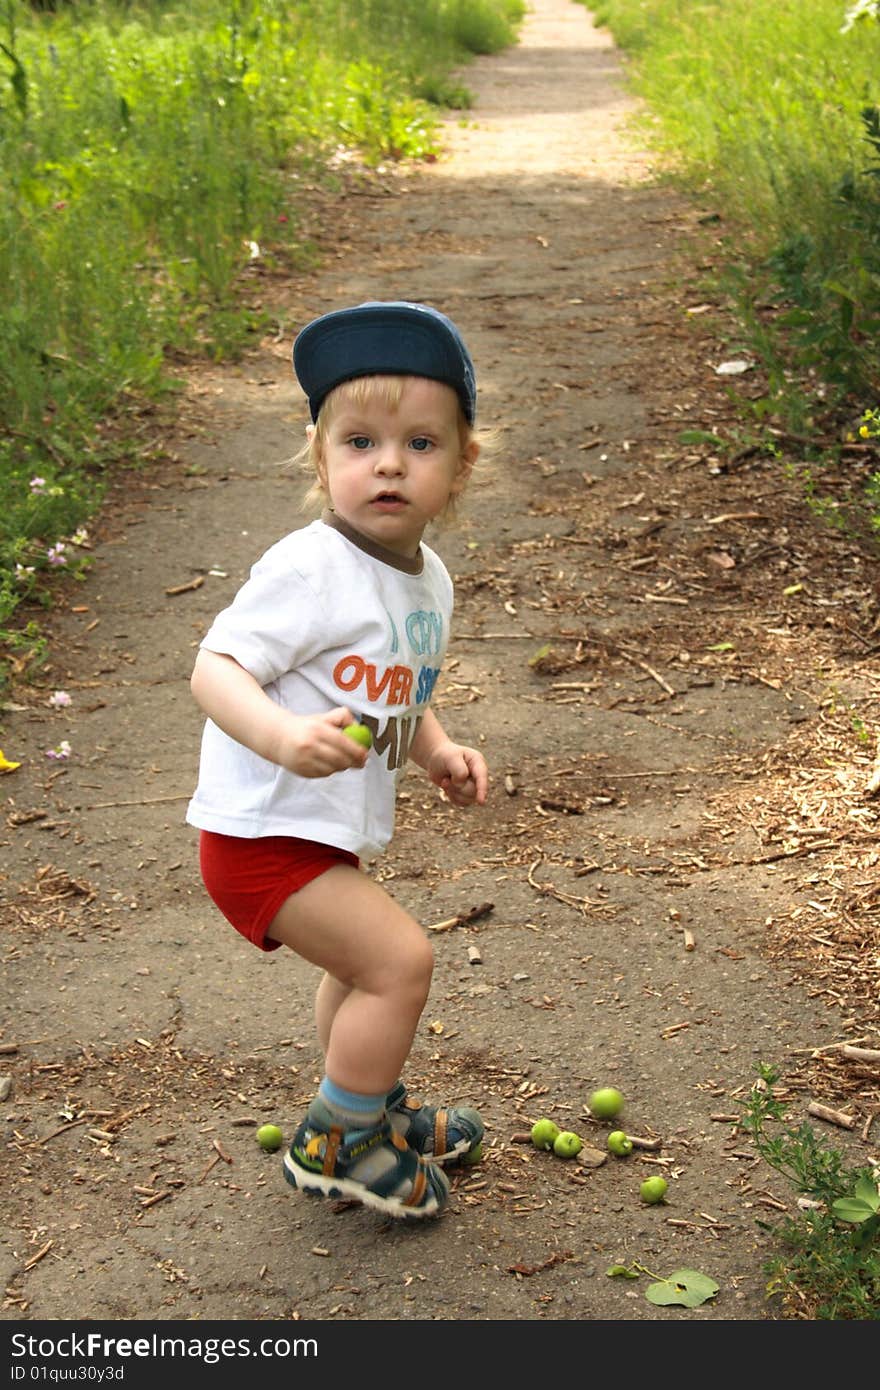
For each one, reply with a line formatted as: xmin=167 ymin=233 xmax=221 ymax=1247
xmin=343 ymin=722 xmax=372 ymax=749
xmin=607 ymin=1130 xmax=633 ymax=1157
xmin=588 ymin=1087 xmax=624 ymax=1120
xmin=639 ymin=1175 xmax=669 ymax=1205
xmin=552 ymin=1130 xmax=583 ymax=1159
xmin=530 ymin=1118 xmax=561 ymax=1151
xmin=256 ymin=1123 xmax=284 ymax=1152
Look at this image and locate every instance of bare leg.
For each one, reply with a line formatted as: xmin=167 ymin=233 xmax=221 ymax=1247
xmin=299 ymin=885 xmax=482 ymax=1167
xmin=266 ymin=863 xmax=433 ymax=1095
xmin=314 ymin=973 xmax=350 ymax=1057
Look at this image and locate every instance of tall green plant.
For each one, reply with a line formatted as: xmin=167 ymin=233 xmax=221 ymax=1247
xmin=741 ymin=1065 xmax=880 ymax=1320
xmin=583 ymin=0 xmax=880 ymax=525
xmin=0 ymin=0 xmax=523 ymax=681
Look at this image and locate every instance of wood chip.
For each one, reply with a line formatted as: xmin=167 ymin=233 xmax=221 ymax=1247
xmin=23 ymin=1240 xmax=53 ymax=1272
xmin=139 ymin=1190 xmax=172 ymax=1209
xmin=661 ymin=1021 xmax=691 ymax=1038
xmin=507 ymin=1250 xmax=573 ymax=1277
xmin=807 ymin=1101 xmax=857 ymax=1130
xmin=538 ymin=797 xmax=583 ymax=815
xmin=197 ymin=1153 xmax=221 ymax=1183
xmin=165 ymin=575 xmax=205 ymax=595
xmin=841 ymin=1045 xmax=880 ymax=1065
xmin=626 ymin=1134 xmax=663 ymax=1151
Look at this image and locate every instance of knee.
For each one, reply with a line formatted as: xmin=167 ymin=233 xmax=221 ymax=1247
xmin=397 ymin=934 xmax=433 ymax=1000
xmin=392 ymin=931 xmax=434 ymax=1003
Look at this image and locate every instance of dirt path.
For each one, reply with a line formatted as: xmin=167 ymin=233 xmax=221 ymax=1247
xmin=3 ymin=0 xmax=878 ymax=1325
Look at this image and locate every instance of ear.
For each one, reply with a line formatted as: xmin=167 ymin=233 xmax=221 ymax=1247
xmin=308 ymin=425 xmax=329 ymax=491
xmin=452 ymin=437 xmax=479 ymax=494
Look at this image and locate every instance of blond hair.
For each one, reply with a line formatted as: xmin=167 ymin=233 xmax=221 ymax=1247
xmin=296 ymin=374 xmax=481 ymax=520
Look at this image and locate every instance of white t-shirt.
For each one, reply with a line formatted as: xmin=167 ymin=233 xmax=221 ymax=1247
xmin=186 ymin=513 xmax=453 ymax=858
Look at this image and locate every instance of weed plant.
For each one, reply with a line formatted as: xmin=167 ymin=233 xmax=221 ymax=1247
xmin=741 ymin=1065 xmax=880 ymax=1320
xmin=584 ymin=2 xmax=880 ymax=442
xmin=0 ymin=0 xmax=523 ymax=679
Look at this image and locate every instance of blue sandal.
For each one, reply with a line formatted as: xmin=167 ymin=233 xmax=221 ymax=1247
xmin=283 ymin=1101 xmax=449 ymax=1219
xmin=386 ymin=1081 xmax=484 ymax=1165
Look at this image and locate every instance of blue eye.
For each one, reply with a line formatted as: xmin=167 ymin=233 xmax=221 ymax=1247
xmin=410 ymin=437 xmax=431 ymax=452
xmin=350 ymin=436 xmax=372 ymax=450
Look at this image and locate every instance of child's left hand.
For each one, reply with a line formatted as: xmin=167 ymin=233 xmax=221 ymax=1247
xmin=425 ymin=741 xmax=489 ymax=807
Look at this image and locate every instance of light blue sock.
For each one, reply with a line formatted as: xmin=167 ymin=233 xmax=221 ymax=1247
xmin=316 ymin=1076 xmax=385 ymax=1128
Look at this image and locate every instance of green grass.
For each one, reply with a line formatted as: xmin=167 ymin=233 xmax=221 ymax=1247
xmin=583 ymin=1 xmax=880 ymax=435
xmin=0 ymin=0 xmax=523 ymax=678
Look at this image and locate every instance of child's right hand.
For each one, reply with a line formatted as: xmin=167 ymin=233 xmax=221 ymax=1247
xmin=190 ymin=653 xmax=367 ymax=779
xmin=277 ymin=707 xmax=369 ymax=779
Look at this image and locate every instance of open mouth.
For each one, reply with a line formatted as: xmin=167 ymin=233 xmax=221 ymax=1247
xmin=371 ymin=491 xmax=406 ymax=506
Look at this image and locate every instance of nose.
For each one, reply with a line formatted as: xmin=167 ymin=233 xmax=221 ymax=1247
xmin=374 ymin=443 xmax=406 ymax=476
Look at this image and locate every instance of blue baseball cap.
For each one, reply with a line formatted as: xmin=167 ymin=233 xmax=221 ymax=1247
xmin=293 ymin=300 xmax=477 ymax=424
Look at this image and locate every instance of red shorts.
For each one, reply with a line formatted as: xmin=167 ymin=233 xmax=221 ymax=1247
xmin=199 ymin=831 xmax=359 ymax=951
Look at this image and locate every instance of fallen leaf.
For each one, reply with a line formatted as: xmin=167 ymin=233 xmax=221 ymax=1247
xmin=645 ymin=1268 xmax=719 ymax=1308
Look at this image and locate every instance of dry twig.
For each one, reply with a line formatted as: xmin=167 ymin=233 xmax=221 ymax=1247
xmin=23 ymin=1241 xmax=53 ymax=1272
xmin=526 ymin=856 xmax=615 ymax=918
xmin=626 ymin=1134 xmax=663 ymax=1151
xmin=165 ymin=576 xmax=205 ymax=596
xmin=426 ymin=902 xmax=494 ymax=932
xmin=807 ymin=1101 xmax=857 ymax=1130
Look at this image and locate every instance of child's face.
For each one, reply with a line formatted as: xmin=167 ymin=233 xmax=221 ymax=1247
xmin=314 ymin=378 xmax=477 ymax=558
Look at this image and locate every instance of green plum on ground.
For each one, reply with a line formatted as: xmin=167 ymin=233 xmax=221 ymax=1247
xmin=640 ymin=1176 xmax=669 ymax=1204
xmin=552 ymin=1131 xmax=583 ymax=1159
xmin=256 ymin=1123 xmax=284 ymax=1152
xmin=607 ymin=1130 xmax=633 ymax=1156
xmin=588 ymin=1087 xmax=624 ymax=1119
xmin=530 ymin=1118 xmax=561 ymax=1150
